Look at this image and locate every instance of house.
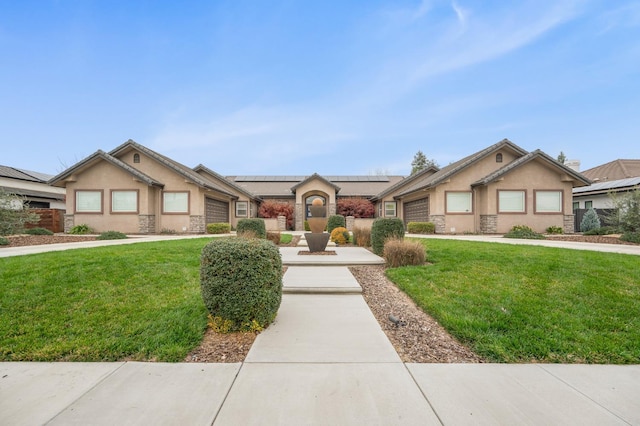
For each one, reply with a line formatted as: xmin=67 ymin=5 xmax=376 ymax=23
xmin=573 ymin=159 xmax=640 ymax=210
xmin=0 ymin=165 xmax=65 ymax=209
xmin=49 ymin=138 xmax=590 ymax=234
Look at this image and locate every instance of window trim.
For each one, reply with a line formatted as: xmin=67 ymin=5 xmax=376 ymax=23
xmin=585 ymin=200 xmax=593 ymax=209
xmin=496 ymin=153 xmax=503 ymax=163
xmin=235 ymin=201 xmax=248 ymax=218
xmin=534 ymin=190 xmax=563 ymax=214
xmin=497 ymin=190 xmax=526 ymax=214
xmin=133 ymin=153 xmax=140 ymax=163
xmin=75 ymin=190 xmax=103 ymax=214
xmin=111 ymin=189 xmax=139 ymax=214
xmin=384 ymin=201 xmax=397 ymax=217
xmin=445 ymin=191 xmax=473 ymax=214
xmin=162 ymin=191 xmax=190 ymax=215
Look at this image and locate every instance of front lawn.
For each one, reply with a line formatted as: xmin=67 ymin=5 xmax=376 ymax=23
xmin=386 ymin=239 xmax=640 ymax=364
xmin=0 ymin=238 xmax=212 ymax=362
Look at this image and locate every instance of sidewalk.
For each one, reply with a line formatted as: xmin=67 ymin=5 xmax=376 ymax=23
xmin=1 ymin=242 xmax=639 ymax=424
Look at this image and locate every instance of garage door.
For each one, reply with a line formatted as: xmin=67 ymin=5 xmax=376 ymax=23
xmin=206 ymin=198 xmax=229 ymax=223
xmin=403 ymin=197 xmax=429 ymax=225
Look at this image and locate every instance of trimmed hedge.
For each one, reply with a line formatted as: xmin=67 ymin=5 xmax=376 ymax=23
xmin=200 ymin=237 xmax=283 ymax=332
xmin=327 ymin=215 xmax=345 ymax=234
xmin=237 ymin=218 xmax=266 ymax=238
xmin=407 ymin=222 xmax=435 ymax=234
xmin=371 ymin=218 xmax=405 ymax=256
xmin=207 ymin=223 xmax=231 ymax=234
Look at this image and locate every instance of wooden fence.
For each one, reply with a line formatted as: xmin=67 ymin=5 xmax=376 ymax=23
xmin=25 ymin=209 xmax=65 ymax=233
xmin=573 ymin=208 xmax=616 ymax=232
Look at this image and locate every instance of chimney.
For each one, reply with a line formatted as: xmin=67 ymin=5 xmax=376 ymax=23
xmin=565 ymin=160 xmax=580 ymax=172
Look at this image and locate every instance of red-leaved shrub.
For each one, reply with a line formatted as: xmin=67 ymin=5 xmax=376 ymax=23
xmin=258 ymin=201 xmax=294 ymax=230
xmin=337 ymin=198 xmax=375 ymax=218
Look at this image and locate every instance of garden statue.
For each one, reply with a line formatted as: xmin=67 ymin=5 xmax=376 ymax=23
xmin=305 ymin=198 xmax=330 ymax=252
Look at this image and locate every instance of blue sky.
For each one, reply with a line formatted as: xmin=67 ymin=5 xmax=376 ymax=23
xmin=2 ymin=0 xmax=639 ymax=177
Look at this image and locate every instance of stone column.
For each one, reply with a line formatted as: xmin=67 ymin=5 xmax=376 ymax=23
xmin=295 ymin=203 xmax=304 ymax=231
xmin=563 ymin=214 xmax=575 ymax=234
xmin=429 ymin=215 xmax=446 ymax=234
xmin=346 ymin=216 xmax=355 ymax=231
xmin=480 ymin=215 xmax=498 ymax=234
xmin=138 ymin=215 xmax=156 ymax=234
xmin=63 ymin=214 xmax=74 ymax=233
xmin=277 ymin=215 xmax=286 ymax=231
xmin=189 ymin=215 xmax=206 ymax=234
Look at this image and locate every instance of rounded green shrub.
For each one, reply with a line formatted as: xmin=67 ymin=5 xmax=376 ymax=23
xmin=545 ymin=226 xmax=564 ymax=235
xmin=97 ymin=231 xmax=128 ymax=240
xmin=200 ymin=237 xmax=283 ymax=332
xmin=207 ymin=223 xmax=231 ymax=234
xmin=24 ymin=227 xmax=54 ymax=235
xmin=0 ymin=236 xmax=9 ymax=246
xmin=330 ymin=227 xmax=350 ymax=245
xmin=407 ymin=222 xmax=435 ymax=234
xmin=327 ymin=215 xmax=346 ymax=234
xmin=236 ymin=218 xmax=266 ymax=238
xmin=371 ymin=218 xmax=405 ymax=256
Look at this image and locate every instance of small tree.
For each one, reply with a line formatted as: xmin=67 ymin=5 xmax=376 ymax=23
xmin=0 ymin=189 xmax=40 ymax=236
xmin=557 ymin=151 xmax=567 ymax=164
xmin=411 ymin=151 xmax=439 ymax=175
xmin=607 ymin=187 xmax=640 ymax=235
xmin=580 ymin=208 xmax=601 ymax=233
xmin=336 ymin=198 xmax=375 ymax=218
xmin=258 ymin=200 xmax=294 ymax=230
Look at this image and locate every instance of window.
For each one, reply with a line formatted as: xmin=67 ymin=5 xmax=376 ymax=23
xmin=384 ymin=201 xmax=397 ymax=217
xmin=236 ymin=201 xmax=248 ymax=217
xmin=496 ymin=153 xmax=503 ymax=163
xmin=75 ymin=190 xmax=102 ymax=213
xmin=573 ymin=201 xmax=579 ymax=211
xmin=535 ymin=190 xmax=562 ymax=213
xmin=498 ymin=190 xmax=525 ymax=213
xmin=585 ymin=201 xmax=593 ymax=209
xmin=378 ymin=202 xmax=383 ymax=217
xmin=163 ymin=191 xmax=189 ymax=214
xmin=111 ymin=190 xmax=138 ymax=213
xmin=133 ymin=153 xmax=140 ymax=163
xmin=446 ymin=192 xmax=472 ymax=213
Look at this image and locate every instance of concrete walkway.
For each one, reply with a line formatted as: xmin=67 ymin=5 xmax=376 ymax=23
xmin=1 ymin=238 xmax=639 ymax=424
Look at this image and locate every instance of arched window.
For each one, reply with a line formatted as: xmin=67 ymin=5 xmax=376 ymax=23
xmin=496 ymin=153 xmax=503 ymax=163
xmin=133 ymin=153 xmax=140 ymax=163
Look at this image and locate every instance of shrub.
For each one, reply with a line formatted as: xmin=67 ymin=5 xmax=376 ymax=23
xmin=304 ymin=221 xmax=310 ymax=231
xmin=546 ymin=226 xmax=564 ymax=235
xmin=160 ymin=228 xmax=177 ymax=235
xmin=336 ymin=198 xmax=375 ymax=218
xmin=0 ymin=189 xmax=40 ymax=235
xmin=69 ymin=224 xmax=92 ymax=235
xmin=607 ymin=187 xmax=640 ymax=233
xmin=236 ymin=218 xmax=266 ymax=238
xmin=580 ymin=208 xmax=601 ymax=232
xmin=207 ymin=223 xmax=231 ymax=234
xmin=24 ymin=227 xmax=54 ymax=235
xmin=352 ymin=227 xmax=371 ymax=247
xmin=504 ymin=225 xmax=545 ymax=240
xmin=200 ymin=237 xmax=282 ymax=332
xmin=0 ymin=237 xmax=9 ymax=246
xmin=330 ymin=227 xmax=350 ymax=245
xmin=621 ymin=232 xmax=640 ymax=244
xmin=407 ymin=222 xmax=435 ymax=234
xmin=383 ymin=238 xmax=426 ymax=268
xmin=371 ymin=218 xmax=405 ymax=256
xmin=96 ymin=231 xmax=128 ymax=240
xmin=258 ymin=200 xmax=294 ymax=230
xmin=327 ymin=215 xmax=346 ymax=233
xmin=266 ymin=231 xmax=281 ymax=244
xmin=584 ymin=226 xmax=617 ymax=236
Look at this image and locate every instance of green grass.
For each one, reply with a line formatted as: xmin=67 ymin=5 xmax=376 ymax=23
xmin=386 ymin=239 xmax=640 ymax=364
xmin=0 ymin=238 xmax=214 ymax=362
xmin=280 ymin=233 xmax=293 ymax=244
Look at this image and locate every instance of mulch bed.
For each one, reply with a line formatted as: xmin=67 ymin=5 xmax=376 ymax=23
xmin=297 ymin=250 xmax=337 ymax=255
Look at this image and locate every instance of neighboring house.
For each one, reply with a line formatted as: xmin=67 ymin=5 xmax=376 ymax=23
xmin=49 ymin=138 xmax=590 ymax=234
xmin=0 ymin=165 xmax=66 ymax=209
xmin=580 ymin=159 xmax=640 ymax=183
xmin=573 ymin=159 xmax=640 ymax=210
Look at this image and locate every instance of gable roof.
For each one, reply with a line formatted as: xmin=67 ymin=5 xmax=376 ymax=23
xmin=581 ymin=159 xmax=640 ymax=182
xmin=48 ymin=150 xmax=165 ymax=188
xmin=371 ymin=165 xmax=439 ymax=201
xmin=472 ymin=149 xmax=591 ymax=187
xmin=0 ymin=165 xmax=51 ymax=183
xmin=108 ymin=140 xmax=236 ymax=197
xmin=395 ymin=139 xmax=528 ymax=197
xmin=193 ymin=164 xmax=261 ymax=201
xmin=290 ymin=173 xmax=342 ymax=193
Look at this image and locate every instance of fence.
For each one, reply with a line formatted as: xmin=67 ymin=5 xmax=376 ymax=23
xmin=574 ymin=208 xmax=616 ymax=232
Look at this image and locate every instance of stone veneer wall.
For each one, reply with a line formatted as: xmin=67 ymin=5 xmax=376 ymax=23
xmin=277 ymin=215 xmax=286 ymax=231
xmin=189 ymin=215 xmax=206 ymax=233
xmin=295 ymin=204 xmax=304 ymax=231
xmin=64 ymin=214 xmax=74 ymax=233
xmin=429 ymin=215 xmax=446 ymax=233
xmin=138 ymin=215 xmax=156 ymax=234
xmin=563 ymin=214 xmax=575 ymax=234
xmin=480 ymin=215 xmax=498 ymax=234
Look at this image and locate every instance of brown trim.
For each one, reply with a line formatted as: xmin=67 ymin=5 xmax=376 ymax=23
xmin=534 ymin=189 xmax=564 ymax=214
xmin=497 ymin=189 xmax=527 ymax=214
xmin=74 ymin=189 xmax=104 ymax=214
xmin=445 ymin=191 xmax=473 ymax=215
xmin=235 ymin=200 xmax=248 ymax=218
xmin=162 ymin=190 xmax=190 ymax=215
xmin=384 ymin=201 xmax=397 ymax=217
xmin=110 ymin=189 xmax=140 ymax=214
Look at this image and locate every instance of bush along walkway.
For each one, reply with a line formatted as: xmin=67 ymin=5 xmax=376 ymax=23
xmin=2 ymin=245 xmax=639 ymax=425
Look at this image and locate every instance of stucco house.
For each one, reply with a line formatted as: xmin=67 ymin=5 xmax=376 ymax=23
xmin=573 ymin=159 xmax=640 ymax=210
xmin=1 ymin=165 xmax=65 ymax=209
xmin=49 ymin=138 xmax=590 ymax=234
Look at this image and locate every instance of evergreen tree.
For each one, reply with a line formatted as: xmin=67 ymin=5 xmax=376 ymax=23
xmin=557 ymin=151 xmax=567 ymax=164
xmin=411 ymin=151 xmax=438 ymax=174
xmin=580 ymin=208 xmax=601 ymax=232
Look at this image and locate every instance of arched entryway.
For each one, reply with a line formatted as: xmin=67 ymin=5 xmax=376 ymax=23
xmin=305 ymin=194 xmax=327 ymax=221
